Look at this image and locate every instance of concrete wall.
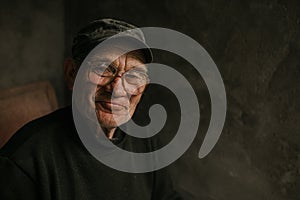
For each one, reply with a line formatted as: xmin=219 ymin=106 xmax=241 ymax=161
xmin=64 ymin=0 xmax=299 ymax=199
xmin=0 ymin=0 xmax=65 ymax=106
xmin=0 ymin=0 xmax=299 ymax=199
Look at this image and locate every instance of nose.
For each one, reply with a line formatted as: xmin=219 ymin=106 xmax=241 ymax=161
xmin=109 ymin=76 xmax=127 ymax=97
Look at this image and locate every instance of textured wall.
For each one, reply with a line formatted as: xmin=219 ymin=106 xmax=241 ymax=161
xmin=64 ymin=0 xmax=300 ymax=199
xmin=0 ymin=0 xmax=65 ymax=106
xmin=0 ymin=0 xmax=299 ymax=199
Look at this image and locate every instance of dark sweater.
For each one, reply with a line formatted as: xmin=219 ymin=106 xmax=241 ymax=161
xmin=0 ymin=107 xmax=181 ymax=200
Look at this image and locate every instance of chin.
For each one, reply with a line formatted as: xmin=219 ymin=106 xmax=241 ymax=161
xmin=96 ymin=110 xmax=131 ymax=129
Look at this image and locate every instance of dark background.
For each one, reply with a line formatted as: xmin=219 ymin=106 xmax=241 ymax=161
xmin=1 ymin=0 xmax=300 ymax=199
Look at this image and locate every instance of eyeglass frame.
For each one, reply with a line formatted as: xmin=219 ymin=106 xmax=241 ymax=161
xmin=86 ymin=60 xmax=150 ymax=95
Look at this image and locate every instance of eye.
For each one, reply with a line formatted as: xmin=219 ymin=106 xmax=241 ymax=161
xmin=107 ymin=65 xmax=117 ymax=74
xmin=124 ymin=70 xmax=148 ymax=84
xmin=91 ymin=63 xmax=117 ymax=77
xmin=92 ymin=65 xmax=106 ymax=75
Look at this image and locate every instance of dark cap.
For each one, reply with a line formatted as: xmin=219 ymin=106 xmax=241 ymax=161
xmin=72 ymin=18 xmax=153 ymax=63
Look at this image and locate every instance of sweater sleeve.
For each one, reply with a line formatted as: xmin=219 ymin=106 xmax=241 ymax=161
xmin=0 ymin=156 xmax=38 ymax=200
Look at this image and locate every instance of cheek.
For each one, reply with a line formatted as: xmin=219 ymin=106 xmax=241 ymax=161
xmin=86 ymin=85 xmax=97 ymax=107
xmin=128 ymin=95 xmax=142 ymax=115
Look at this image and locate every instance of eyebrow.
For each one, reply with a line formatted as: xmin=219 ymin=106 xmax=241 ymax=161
xmin=88 ymin=58 xmax=117 ymax=67
xmin=91 ymin=58 xmax=113 ymax=64
xmin=89 ymin=57 xmax=148 ymax=72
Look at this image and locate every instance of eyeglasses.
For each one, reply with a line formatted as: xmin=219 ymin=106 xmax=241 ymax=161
xmin=87 ymin=62 xmax=149 ymax=95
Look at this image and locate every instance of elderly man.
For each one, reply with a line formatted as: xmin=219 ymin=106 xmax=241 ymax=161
xmin=0 ymin=19 xmax=182 ymax=199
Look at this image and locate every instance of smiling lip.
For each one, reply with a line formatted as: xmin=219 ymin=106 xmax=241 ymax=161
xmin=95 ymin=101 xmax=127 ymax=111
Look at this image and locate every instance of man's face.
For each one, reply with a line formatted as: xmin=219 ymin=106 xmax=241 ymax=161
xmin=85 ymin=48 xmax=148 ymax=129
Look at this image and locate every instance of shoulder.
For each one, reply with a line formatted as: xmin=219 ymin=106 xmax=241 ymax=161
xmin=0 ymin=106 xmax=74 ymax=157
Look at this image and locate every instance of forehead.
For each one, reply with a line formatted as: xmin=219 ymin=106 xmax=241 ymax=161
xmin=89 ymin=46 xmax=147 ymax=71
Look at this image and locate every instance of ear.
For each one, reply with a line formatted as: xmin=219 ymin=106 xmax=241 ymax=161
xmin=64 ymin=58 xmax=77 ymax=90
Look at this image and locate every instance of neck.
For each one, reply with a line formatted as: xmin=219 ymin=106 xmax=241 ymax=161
xmin=101 ymin=127 xmax=117 ymax=139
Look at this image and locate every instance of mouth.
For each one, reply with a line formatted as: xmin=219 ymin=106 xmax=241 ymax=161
xmin=95 ymin=101 xmax=128 ymax=112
